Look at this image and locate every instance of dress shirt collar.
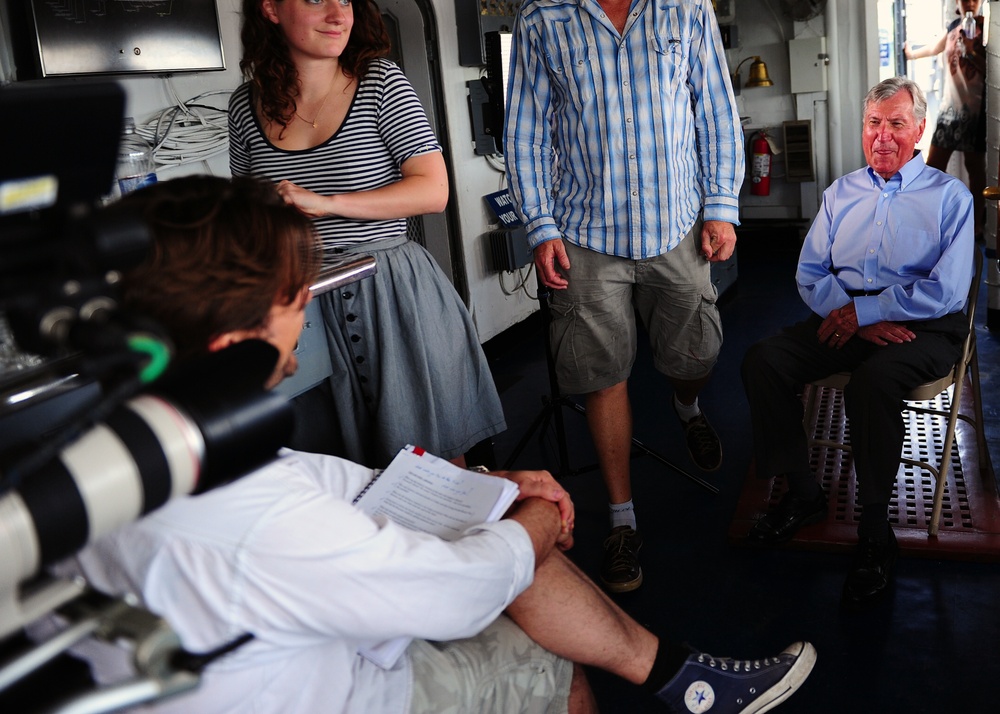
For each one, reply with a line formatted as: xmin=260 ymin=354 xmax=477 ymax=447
xmin=865 ymin=150 xmax=926 ymax=191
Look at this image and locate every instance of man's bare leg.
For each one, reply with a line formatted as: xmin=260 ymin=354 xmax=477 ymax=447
xmin=507 ymin=550 xmax=817 ymax=714
xmin=506 ymin=550 xmax=658 ymax=685
xmin=585 ymin=380 xmax=643 ymax=591
xmin=585 ymin=381 xmax=633 ymax=504
xmin=567 ymin=664 xmax=599 ymax=714
xmin=670 ymin=374 xmax=710 ymax=407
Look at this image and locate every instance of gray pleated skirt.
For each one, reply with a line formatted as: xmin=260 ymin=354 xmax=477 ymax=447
xmin=306 ymin=235 xmax=506 ymax=467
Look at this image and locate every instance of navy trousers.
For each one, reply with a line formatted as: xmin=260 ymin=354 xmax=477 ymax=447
xmin=741 ymin=311 xmax=966 ymax=507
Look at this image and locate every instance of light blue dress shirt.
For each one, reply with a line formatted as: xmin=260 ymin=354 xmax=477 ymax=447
xmin=504 ymin=0 xmax=744 ymax=259
xmin=797 ymin=153 xmax=974 ymax=326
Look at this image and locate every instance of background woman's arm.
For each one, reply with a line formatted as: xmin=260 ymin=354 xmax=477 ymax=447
xmin=276 ymin=151 xmax=448 ymax=220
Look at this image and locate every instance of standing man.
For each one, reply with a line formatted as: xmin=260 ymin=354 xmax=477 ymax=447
xmin=742 ymin=77 xmax=974 ymax=607
xmin=505 ymin=0 xmax=744 ymax=592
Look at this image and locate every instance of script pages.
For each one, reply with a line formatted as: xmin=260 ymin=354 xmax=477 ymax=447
xmin=352 ymin=445 xmax=520 ymax=667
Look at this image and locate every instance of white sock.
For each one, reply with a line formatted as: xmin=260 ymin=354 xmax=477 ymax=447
xmin=674 ymin=395 xmax=701 ymax=422
xmin=609 ymin=500 xmax=637 ymax=531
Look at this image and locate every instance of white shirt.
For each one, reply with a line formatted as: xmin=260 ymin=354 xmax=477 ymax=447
xmin=57 ymin=450 xmax=536 ymax=714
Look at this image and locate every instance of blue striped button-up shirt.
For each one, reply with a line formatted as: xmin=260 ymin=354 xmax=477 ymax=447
xmin=797 ymin=153 xmax=974 ymax=326
xmin=504 ymin=0 xmax=744 ymax=259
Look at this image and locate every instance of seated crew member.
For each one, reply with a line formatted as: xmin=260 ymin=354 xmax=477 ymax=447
xmin=741 ymin=77 xmax=975 ymax=607
xmin=56 ymin=175 xmax=816 ymax=713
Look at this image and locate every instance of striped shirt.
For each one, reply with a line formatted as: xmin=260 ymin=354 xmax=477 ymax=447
xmin=504 ymin=0 xmax=744 ymax=259
xmin=229 ymin=58 xmax=442 ymax=255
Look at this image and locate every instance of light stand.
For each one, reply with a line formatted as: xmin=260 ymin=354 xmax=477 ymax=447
xmin=502 ymin=278 xmax=718 ymax=493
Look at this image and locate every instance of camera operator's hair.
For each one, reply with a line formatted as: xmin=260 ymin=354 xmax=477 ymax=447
xmin=115 ymin=175 xmax=320 ymax=360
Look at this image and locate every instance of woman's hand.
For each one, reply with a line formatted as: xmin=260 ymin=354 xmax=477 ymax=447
xmin=276 ymin=179 xmax=336 ymax=218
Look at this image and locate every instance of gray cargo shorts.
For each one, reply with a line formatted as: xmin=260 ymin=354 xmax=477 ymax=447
xmin=409 ymin=615 xmax=572 ymax=714
xmin=547 ymin=223 xmax=723 ymax=395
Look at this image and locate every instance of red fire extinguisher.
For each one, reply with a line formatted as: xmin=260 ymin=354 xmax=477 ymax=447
xmin=750 ymin=130 xmax=772 ymax=196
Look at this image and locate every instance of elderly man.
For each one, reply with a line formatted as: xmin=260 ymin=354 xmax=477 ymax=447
xmin=742 ymin=77 xmax=975 ymax=607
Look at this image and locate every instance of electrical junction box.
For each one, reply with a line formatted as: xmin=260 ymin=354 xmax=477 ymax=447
xmin=482 ymin=189 xmax=531 ymax=272
xmin=788 ymin=37 xmax=828 ymax=94
xmin=467 ymin=80 xmax=499 ymax=155
xmin=489 ymin=227 xmax=532 ymax=273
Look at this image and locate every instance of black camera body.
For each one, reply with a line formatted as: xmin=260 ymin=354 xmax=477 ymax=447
xmin=0 ymin=82 xmax=292 ymax=647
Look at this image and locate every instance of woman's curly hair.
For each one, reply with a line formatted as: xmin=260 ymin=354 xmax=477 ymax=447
xmin=239 ymin=0 xmax=391 ymax=132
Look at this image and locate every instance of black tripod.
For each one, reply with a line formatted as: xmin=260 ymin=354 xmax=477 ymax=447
xmin=502 ymin=279 xmax=718 ymax=493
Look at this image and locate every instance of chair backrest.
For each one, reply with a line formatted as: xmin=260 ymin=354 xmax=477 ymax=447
xmin=906 ymin=249 xmax=983 ymax=400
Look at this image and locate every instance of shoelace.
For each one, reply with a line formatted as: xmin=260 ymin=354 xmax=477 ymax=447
xmin=696 ymin=653 xmax=780 ymax=672
xmin=685 ymin=415 xmax=717 ymax=452
xmin=603 ymin=530 xmax=638 ymax=575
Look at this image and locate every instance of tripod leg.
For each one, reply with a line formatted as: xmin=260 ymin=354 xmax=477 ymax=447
xmin=503 ymin=398 xmax=557 ymax=470
xmin=629 ymin=435 xmax=719 ymax=493
xmin=561 ymin=401 xmax=719 ymax=493
xmin=500 ymin=278 xmax=581 ymax=477
xmin=551 ymin=394 xmax=571 ymax=476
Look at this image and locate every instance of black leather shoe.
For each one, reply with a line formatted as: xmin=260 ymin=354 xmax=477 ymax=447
xmin=747 ymin=491 xmax=827 ymax=544
xmin=842 ymin=528 xmax=898 ymax=608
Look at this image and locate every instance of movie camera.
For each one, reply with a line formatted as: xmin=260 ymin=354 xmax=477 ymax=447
xmin=0 ymin=81 xmax=294 ymax=712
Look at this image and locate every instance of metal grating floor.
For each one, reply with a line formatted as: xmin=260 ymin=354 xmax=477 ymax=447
xmin=729 ymin=376 xmax=1000 ymax=560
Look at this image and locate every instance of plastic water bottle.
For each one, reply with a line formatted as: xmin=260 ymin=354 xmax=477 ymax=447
xmin=115 ymin=117 xmax=157 ymax=196
xmin=961 ymin=11 xmax=978 ymax=40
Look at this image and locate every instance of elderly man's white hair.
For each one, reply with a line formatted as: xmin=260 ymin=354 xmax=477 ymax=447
xmin=863 ymin=76 xmax=928 ymax=122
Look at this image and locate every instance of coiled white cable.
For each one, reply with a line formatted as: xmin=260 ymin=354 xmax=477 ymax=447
xmin=134 ymin=84 xmax=232 ymax=170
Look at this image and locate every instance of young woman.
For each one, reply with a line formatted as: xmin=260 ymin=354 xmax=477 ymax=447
xmin=905 ymin=0 xmax=987 ymax=238
xmin=230 ymin=0 xmax=506 ymax=467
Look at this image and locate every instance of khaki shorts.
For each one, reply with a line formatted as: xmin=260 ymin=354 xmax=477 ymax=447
xmin=409 ymin=616 xmax=572 ymax=714
xmin=548 ymin=224 xmax=723 ymax=394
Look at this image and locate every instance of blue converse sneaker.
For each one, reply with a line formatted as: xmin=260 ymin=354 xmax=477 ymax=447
xmin=656 ymin=641 xmax=816 ymax=713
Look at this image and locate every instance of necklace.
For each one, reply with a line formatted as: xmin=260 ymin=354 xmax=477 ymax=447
xmin=294 ymin=85 xmax=334 ymax=129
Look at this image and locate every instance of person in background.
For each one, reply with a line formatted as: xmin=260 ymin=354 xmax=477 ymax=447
xmin=742 ymin=77 xmax=975 ymax=608
xmin=504 ymin=0 xmax=744 ymax=593
xmin=904 ymin=0 xmax=987 ymax=239
xmin=230 ymin=0 xmax=505 ymax=468
xmin=57 ymin=174 xmax=817 ymax=714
